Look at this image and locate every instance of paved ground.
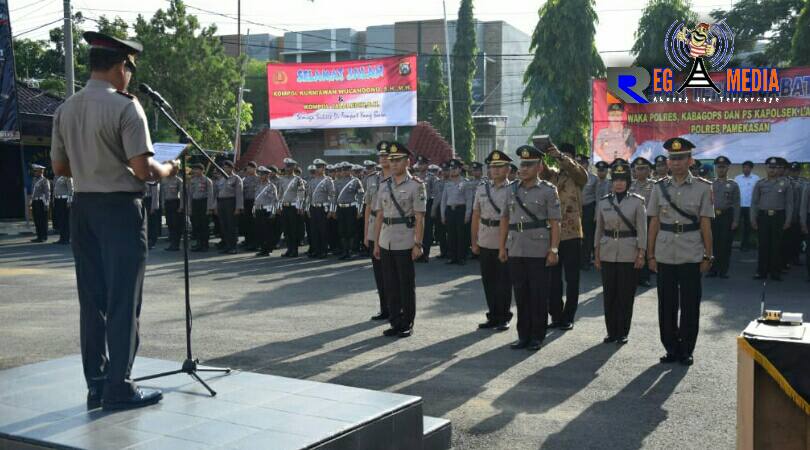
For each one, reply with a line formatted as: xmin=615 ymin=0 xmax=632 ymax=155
xmin=1 ymin=232 xmax=808 ymax=449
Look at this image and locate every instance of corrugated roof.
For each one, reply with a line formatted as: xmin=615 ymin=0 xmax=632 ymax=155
xmin=16 ymin=82 xmax=63 ymax=116
xmin=407 ymin=121 xmax=453 ymax=164
xmin=237 ymin=128 xmax=291 ymax=169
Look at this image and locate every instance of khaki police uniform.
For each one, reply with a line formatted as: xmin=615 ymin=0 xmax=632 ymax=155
xmin=710 ymin=175 xmax=740 ymax=277
xmin=474 ymin=176 xmax=513 ymax=327
xmin=161 ymin=175 xmax=183 ymax=250
xmin=30 ymin=172 xmax=51 ymax=242
xmin=188 ymin=173 xmax=215 ymax=250
xmin=421 ymin=170 xmax=439 ymax=259
xmin=365 ymin=169 xmax=388 ymax=318
xmin=144 ymin=181 xmax=161 ymax=248
xmin=253 ymin=176 xmax=279 ymax=255
xmin=751 ymin=165 xmax=793 ymax=279
xmin=53 ymin=175 xmax=73 ymax=243
xmin=241 ymin=172 xmax=260 ymax=249
xmin=441 ymin=169 xmax=472 ymax=264
xmin=278 ymin=172 xmax=306 ymax=257
xmin=214 ymin=169 xmax=243 ymax=253
xmin=335 ymin=174 xmax=364 ymax=259
xmin=307 ymin=173 xmax=336 ymax=258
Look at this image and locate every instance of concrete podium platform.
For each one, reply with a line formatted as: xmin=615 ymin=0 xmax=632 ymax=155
xmin=0 ymin=355 xmax=451 ymax=449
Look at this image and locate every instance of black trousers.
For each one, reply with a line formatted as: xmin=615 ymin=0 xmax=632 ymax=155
xmin=601 ymin=262 xmax=638 ymax=338
xmin=479 ymin=247 xmax=512 ymax=324
xmin=757 ymin=210 xmax=785 ymax=277
xmin=581 ymin=203 xmax=595 ymax=266
xmin=445 ymin=205 xmax=467 ymax=262
xmin=281 ymin=206 xmax=301 ymax=254
xmin=254 ymin=209 xmax=274 ymax=252
xmin=369 ymin=240 xmax=387 ymax=316
xmin=269 ymin=214 xmax=282 ymax=251
xmin=309 ymin=206 xmax=328 ymax=256
xmin=328 ymin=216 xmax=339 ymax=253
xmin=434 ymin=213 xmax=447 ymax=256
xmin=381 ymin=248 xmax=416 ymax=330
xmin=71 ymin=193 xmax=146 ymax=398
xmin=422 ymin=199 xmax=434 ymax=257
xmin=54 ymin=198 xmax=71 ymax=242
xmin=356 ymin=212 xmax=366 ymax=253
xmin=656 ymin=262 xmax=701 ymax=358
xmin=740 ymin=207 xmax=754 ymax=250
xmin=549 ymin=238 xmax=582 ymax=324
xmin=711 ymin=208 xmax=734 ymax=275
xmin=241 ymin=199 xmax=255 ymax=247
xmin=783 ymin=221 xmax=801 ymax=266
xmin=191 ymin=198 xmax=210 ymax=248
xmin=143 ymin=197 xmax=160 ymax=247
xmin=337 ymin=206 xmax=358 ymax=255
xmin=509 ymin=257 xmax=549 ymax=342
xmin=217 ymin=197 xmax=238 ymax=251
xmin=164 ymin=199 xmax=182 ymax=248
xmin=32 ymin=200 xmax=48 ymax=241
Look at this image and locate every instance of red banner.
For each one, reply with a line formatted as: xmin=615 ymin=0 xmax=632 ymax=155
xmin=267 ymin=55 xmax=417 ymax=130
xmin=592 ymin=67 xmax=810 ymax=164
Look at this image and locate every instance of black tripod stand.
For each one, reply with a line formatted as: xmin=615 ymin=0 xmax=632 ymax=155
xmin=134 ymin=85 xmax=231 ymax=396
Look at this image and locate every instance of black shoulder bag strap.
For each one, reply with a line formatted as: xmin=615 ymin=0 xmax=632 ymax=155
xmin=608 ymin=195 xmax=636 ymax=233
xmin=387 ymin=178 xmax=415 ymax=227
xmin=658 ymin=182 xmax=698 ymax=223
xmin=512 ymin=183 xmax=544 ymax=226
xmin=484 ymin=182 xmax=501 ymax=215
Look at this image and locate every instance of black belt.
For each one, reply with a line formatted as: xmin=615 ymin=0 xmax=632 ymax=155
xmin=480 ymin=218 xmax=500 ymax=227
xmin=660 ymin=222 xmax=700 ymax=233
xmin=714 ymin=207 xmax=733 ymax=216
xmin=758 ymin=209 xmax=784 ymax=217
xmin=383 ymin=217 xmax=414 ymax=225
xmin=603 ymin=229 xmax=637 ymax=238
xmin=447 ymin=204 xmax=465 ymax=210
xmin=508 ymin=220 xmax=548 ymax=232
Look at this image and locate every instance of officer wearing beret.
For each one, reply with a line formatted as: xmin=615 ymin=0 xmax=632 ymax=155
xmin=161 ymin=169 xmax=183 ymax=251
xmin=708 ymin=156 xmax=740 ymax=278
xmin=471 ymin=150 xmax=513 ymax=331
xmin=188 ymin=163 xmax=215 ymax=251
xmin=595 ymin=161 xmax=647 ymax=344
xmin=306 ymin=159 xmax=335 ymax=259
xmin=240 ymin=161 xmax=260 ymax=251
xmin=499 ymin=145 xmax=562 ymax=351
xmin=630 ymin=156 xmax=655 ymax=286
xmin=751 ymin=157 xmax=794 ymax=280
xmin=253 ymin=166 xmax=279 ymax=257
xmin=595 ymin=161 xmax=611 ymax=200
xmin=365 ymin=141 xmax=391 ymax=320
xmin=29 ymin=164 xmax=51 ymax=243
xmin=647 ymin=138 xmax=714 ymax=366
xmin=214 ymin=160 xmax=244 ymax=254
xmin=373 ymin=142 xmax=427 ymax=337
xmin=50 ymin=31 xmax=177 ymax=409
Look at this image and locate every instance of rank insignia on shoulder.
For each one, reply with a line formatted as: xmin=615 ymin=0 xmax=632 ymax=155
xmin=116 ymin=90 xmax=135 ymax=99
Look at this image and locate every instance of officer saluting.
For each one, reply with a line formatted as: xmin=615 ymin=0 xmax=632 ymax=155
xmin=708 ymin=156 xmax=740 ymax=278
xmin=499 ymin=145 xmax=562 ymax=351
xmin=647 ymin=138 xmax=714 ymax=366
xmin=373 ymin=142 xmax=427 ymax=338
xmin=751 ymin=157 xmax=793 ymax=281
xmin=471 ymin=150 xmax=513 ymax=331
xmin=50 ymin=31 xmax=178 ymax=409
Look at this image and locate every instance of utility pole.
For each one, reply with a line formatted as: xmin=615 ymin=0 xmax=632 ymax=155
xmin=442 ymin=0 xmax=456 ymax=155
xmin=233 ymin=0 xmax=243 ymax=163
xmin=63 ymin=0 xmax=74 ymax=97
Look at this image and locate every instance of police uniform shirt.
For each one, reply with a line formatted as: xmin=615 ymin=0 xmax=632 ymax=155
xmin=581 ymin=172 xmax=598 ymax=206
xmin=50 ymin=79 xmax=153 ymax=193
xmin=364 ymin=172 xmax=383 ymax=242
xmin=254 ymin=180 xmax=279 ymax=211
xmin=145 ymin=181 xmax=160 ymax=211
xmin=424 ymin=172 xmax=438 ymax=201
xmin=800 ymin=184 xmax=810 ymax=229
xmin=242 ymin=174 xmax=260 ymax=200
xmin=440 ymin=178 xmax=472 ymax=221
xmin=308 ymin=175 xmax=336 ymax=209
xmin=189 ymin=175 xmax=215 ymax=210
xmin=751 ymin=177 xmax=794 ymax=226
xmin=161 ymin=176 xmax=182 ymax=209
xmin=596 ymin=178 xmax=612 ymax=200
xmin=32 ymin=175 xmax=51 ymax=204
xmin=214 ymin=174 xmax=244 ymax=210
xmin=647 ymin=174 xmax=715 ymax=264
xmin=335 ymin=176 xmax=364 ymax=206
xmin=595 ymin=193 xmax=647 ymax=263
xmin=374 ymin=174 xmax=427 ymax=250
xmin=431 ymin=177 xmax=445 ymax=216
xmin=712 ymin=177 xmax=741 ymax=223
xmin=53 ymin=176 xmax=74 ymax=200
xmin=279 ymin=174 xmax=305 ymax=206
xmin=629 ymin=179 xmax=655 ymax=205
xmin=473 ymin=180 xmax=510 ymax=249
xmin=502 ymin=180 xmax=562 ymax=258
xmin=790 ymin=177 xmax=803 ymax=222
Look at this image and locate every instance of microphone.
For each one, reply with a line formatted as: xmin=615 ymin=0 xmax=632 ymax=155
xmin=138 ymin=83 xmax=172 ymax=110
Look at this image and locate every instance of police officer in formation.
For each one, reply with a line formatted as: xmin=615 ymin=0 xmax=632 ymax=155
xmin=30 ymin=164 xmax=51 ymax=243
xmin=784 ymin=162 xmax=804 ymax=268
xmin=307 ymin=159 xmax=335 ymax=259
xmin=580 ymin=154 xmax=598 ymax=269
xmin=654 ymin=155 xmax=669 ymax=180
xmin=52 ymin=173 xmax=73 ymax=244
xmin=188 ymin=163 xmax=215 ymax=252
xmin=214 ymin=160 xmax=244 ymax=254
xmin=595 ymin=161 xmax=611 ymax=200
xmin=253 ymin=166 xmax=279 ymax=257
xmin=365 ymin=142 xmax=391 ymax=321
xmin=441 ymin=159 xmax=473 ymax=265
xmin=595 ymin=161 xmax=647 ymax=344
xmin=372 ymin=142 xmax=427 ymax=338
xmin=647 ymin=137 xmax=714 ymax=366
xmin=241 ymin=161 xmax=260 ymax=251
xmin=471 ymin=150 xmax=513 ymax=331
xmin=629 ymin=157 xmax=655 ymax=286
xmin=751 ymin=157 xmax=793 ymax=281
xmin=161 ymin=171 xmax=183 ymax=251
xmin=144 ymin=180 xmax=161 ymax=249
xmin=499 ymin=145 xmax=561 ymax=351
xmin=415 ymin=156 xmax=438 ymax=262
xmin=278 ymin=158 xmax=306 ymax=257
xmin=432 ymin=161 xmax=448 ymax=258
xmin=334 ymin=161 xmax=365 ymax=260
xmin=708 ymin=156 xmax=740 ymax=278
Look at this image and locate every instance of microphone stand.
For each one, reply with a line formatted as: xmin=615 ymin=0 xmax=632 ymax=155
xmin=133 ymin=96 xmax=231 ymax=396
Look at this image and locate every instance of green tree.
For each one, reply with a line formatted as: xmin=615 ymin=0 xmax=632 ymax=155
xmin=523 ymin=0 xmax=604 ymax=151
xmin=711 ymin=0 xmax=805 ymax=67
xmin=790 ymin=0 xmax=810 ymax=66
xmin=632 ymin=0 xmax=697 ymax=70
xmin=96 ymin=16 xmax=130 ymax=39
xmin=132 ymin=0 xmax=251 ymax=150
xmin=418 ymin=46 xmax=450 ymax=142
xmin=451 ymin=0 xmax=477 ymax=162
xmin=243 ymin=58 xmax=269 ymax=130
xmin=12 ymin=39 xmax=51 ymax=79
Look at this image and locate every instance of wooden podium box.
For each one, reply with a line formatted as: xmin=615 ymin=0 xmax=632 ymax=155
xmin=737 ymin=322 xmax=810 ymax=450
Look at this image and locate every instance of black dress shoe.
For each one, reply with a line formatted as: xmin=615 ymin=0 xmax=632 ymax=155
xmin=510 ymin=340 xmax=529 ymax=349
xmin=679 ymin=355 xmax=694 ymax=366
xmin=617 ymin=336 xmax=628 ymax=345
xmin=478 ymin=321 xmax=496 ymax=329
xmin=87 ymin=386 xmax=103 ymax=409
xmin=548 ymin=322 xmax=564 ymax=329
xmin=383 ymin=327 xmax=400 ymax=337
xmin=255 ymin=251 xmax=270 ymax=257
xmin=559 ymin=322 xmax=574 ymax=331
xmin=603 ymin=336 xmax=617 ymax=344
xmin=527 ymin=340 xmax=543 ymax=351
xmin=281 ymin=252 xmax=291 ymax=257
xmin=102 ymin=388 xmax=163 ymax=411
xmin=226 ymin=249 xmax=238 ymax=255
xmin=495 ymin=321 xmax=511 ymax=331
xmin=370 ymin=312 xmax=390 ymax=321
xmin=752 ymin=273 xmax=766 ymax=280
xmin=30 ymin=238 xmax=43 ymax=243
xmin=398 ymin=328 xmax=413 ymax=338
xmin=659 ymin=354 xmax=678 ymax=364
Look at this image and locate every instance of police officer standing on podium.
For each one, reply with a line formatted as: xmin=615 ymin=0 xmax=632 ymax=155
xmin=373 ymin=142 xmax=427 ymax=338
xmin=647 ymin=137 xmax=714 ymax=366
xmin=50 ymin=31 xmax=177 ymax=409
xmin=708 ymin=156 xmax=740 ymax=278
xmin=751 ymin=157 xmax=794 ymax=281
